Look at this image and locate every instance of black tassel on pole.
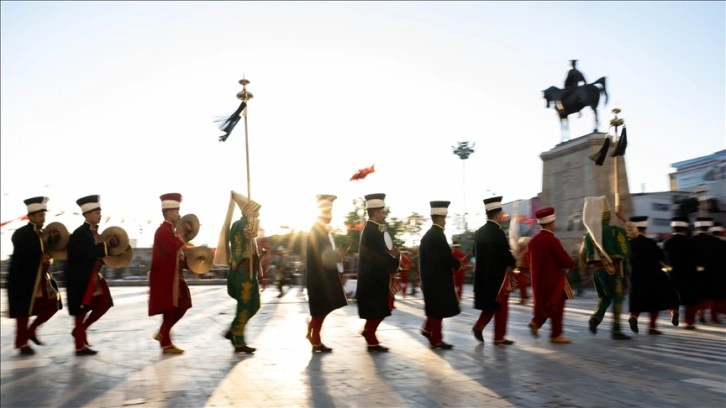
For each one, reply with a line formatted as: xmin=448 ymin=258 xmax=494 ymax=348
xmin=611 ymin=126 xmax=628 ymax=157
xmin=217 ymin=101 xmax=247 ymax=142
xmin=590 ymin=137 xmax=611 ymax=166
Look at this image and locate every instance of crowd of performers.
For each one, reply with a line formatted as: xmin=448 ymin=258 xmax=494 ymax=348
xmin=7 ymin=192 xmax=725 ymax=356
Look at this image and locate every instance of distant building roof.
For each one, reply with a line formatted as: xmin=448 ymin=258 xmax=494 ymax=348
xmin=671 ymin=149 xmax=725 ymax=170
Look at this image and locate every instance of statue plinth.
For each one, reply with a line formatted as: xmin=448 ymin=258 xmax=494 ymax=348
xmin=538 ymin=132 xmax=633 ymax=253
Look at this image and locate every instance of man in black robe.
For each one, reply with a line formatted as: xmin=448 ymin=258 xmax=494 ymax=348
xmin=419 ymin=201 xmax=461 ymax=349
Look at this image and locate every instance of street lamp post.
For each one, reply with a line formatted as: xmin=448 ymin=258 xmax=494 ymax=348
xmin=452 ymin=141 xmax=476 ymax=232
xmin=609 ymin=108 xmax=625 ymax=213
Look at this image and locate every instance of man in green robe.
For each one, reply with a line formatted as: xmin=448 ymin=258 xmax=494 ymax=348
xmin=582 ymin=196 xmax=631 ymax=340
xmin=215 ymin=191 xmax=262 ymax=354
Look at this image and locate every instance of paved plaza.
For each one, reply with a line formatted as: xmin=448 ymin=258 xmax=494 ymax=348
xmin=2 ymin=283 xmax=725 ymax=408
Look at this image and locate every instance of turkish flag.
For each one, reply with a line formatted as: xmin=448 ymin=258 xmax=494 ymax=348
xmin=350 ymin=165 xmax=375 ymax=181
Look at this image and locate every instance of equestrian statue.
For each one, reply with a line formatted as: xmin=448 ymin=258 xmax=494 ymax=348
xmin=543 ymin=60 xmax=608 ymax=141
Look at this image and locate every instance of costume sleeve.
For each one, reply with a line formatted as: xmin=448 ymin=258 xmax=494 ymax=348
xmin=155 ymin=225 xmax=184 ymax=257
xmin=551 ymin=234 xmax=575 ymax=270
xmin=498 ymin=229 xmax=515 ymax=268
xmin=583 ymin=234 xmax=595 ymax=263
xmin=436 ymin=231 xmax=460 ymax=271
xmin=361 ymin=225 xmax=399 ymax=272
xmin=616 ymin=227 xmax=630 ymax=258
xmin=229 ymin=219 xmax=246 ymax=265
xmin=10 ymin=228 xmax=38 ymax=268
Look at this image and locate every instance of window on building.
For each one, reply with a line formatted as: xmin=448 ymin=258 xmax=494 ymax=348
xmin=651 ymin=203 xmax=670 ymax=212
xmin=653 ymin=218 xmax=670 ymax=227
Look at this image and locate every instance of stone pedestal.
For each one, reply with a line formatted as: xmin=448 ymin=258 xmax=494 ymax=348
xmin=539 ymin=132 xmax=633 ymax=253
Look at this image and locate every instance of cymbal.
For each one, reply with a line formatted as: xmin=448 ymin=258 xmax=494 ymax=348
xmin=50 ymin=249 xmax=67 ymax=261
xmin=103 ymin=246 xmax=133 ymax=268
xmin=186 ymin=246 xmax=213 ymax=275
xmin=101 ymin=226 xmax=129 ymax=256
xmin=43 ymin=222 xmax=69 ymax=252
xmin=177 ymin=214 xmax=200 ymax=242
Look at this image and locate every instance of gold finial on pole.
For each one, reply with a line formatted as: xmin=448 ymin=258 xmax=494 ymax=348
xmin=236 ymin=79 xmax=254 ymax=102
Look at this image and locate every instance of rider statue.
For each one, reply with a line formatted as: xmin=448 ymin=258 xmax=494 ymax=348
xmin=558 ymin=59 xmax=587 ymax=115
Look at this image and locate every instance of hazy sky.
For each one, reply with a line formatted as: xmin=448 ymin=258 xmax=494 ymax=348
xmin=2 ymin=1 xmax=724 ymax=258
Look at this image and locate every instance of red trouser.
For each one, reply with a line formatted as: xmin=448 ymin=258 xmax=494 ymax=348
xmin=363 ymin=318 xmax=384 ymax=345
xmin=158 ymin=280 xmax=192 ymax=348
xmin=475 ymin=291 xmax=510 ymax=341
xmin=73 ymin=280 xmax=112 ymax=350
xmin=308 ymin=313 xmax=328 ymax=345
xmin=703 ymin=300 xmax=724 ymax=323
xmin=399 ymin=271 xmax=409 ymax=298
xmin=159 ymin=306 xmax=189 ymax=347
xmin=453 ymin=270 xmax=465 ymax=301
xmin=423 ymin=317 xmax=443 ymax=345
xmin=681 ymin=305 xmax=698 ymax=326
xmin=518 ymin=272 xmax=530 ymax=301
xmin=630 ymin=311 xmax=659 ymax=329
xmin=531 ymin=295 xmax=565 ymax=338
xmin=15 ymin=295 xmax=58 ymax=349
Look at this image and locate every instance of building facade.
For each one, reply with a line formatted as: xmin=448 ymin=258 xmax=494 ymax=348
xmin=631 ymin=191 xmax=690 ymax=242
xmin=669 ymin=149 xmax=725 ymax=225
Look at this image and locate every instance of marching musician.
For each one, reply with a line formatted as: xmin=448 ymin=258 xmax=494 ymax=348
xmin=472 ymin=196 xmax=516 ymax=346
xmin=582 ymin=196 xmax=631 ymax=340
xmin=663 ymin=216 xmax=700 ymax=329
xmin=419 ymin=201 xmax=461 ymax=349
xmin=708 ymin=222 xmax=726 ymax=322
xmin=626 ymin=216 xmax=680 ymax=335
xmin=692 ymin=217 xmax=724 ymax=325
xmin=215 ymin=191 xmax=262 ymax=354
xmin=356 ymin=193 xmax=400 ymax=352
xmin=304 ymin=194 xmax=348 ymax=353
xmin=148 ymin=193 xmax=192 ymax=355
xmin=7 ymin=196 xmax=62 ymax=355
xmin=527 ymin=207 xmax=575 ymax=343
xmin=65 ymin=195 xmax=118 ymax=356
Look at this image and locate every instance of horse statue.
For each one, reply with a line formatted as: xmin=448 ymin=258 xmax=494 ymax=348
xmin=543 ymin=76 xmax=608 ymax=141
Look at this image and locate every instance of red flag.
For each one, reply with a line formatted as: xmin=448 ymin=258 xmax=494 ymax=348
xmin=350 ymin=165 xmax=375 ymax=181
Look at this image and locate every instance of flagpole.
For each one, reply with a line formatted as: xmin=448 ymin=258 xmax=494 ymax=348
xmin=609 ymin=108 xmax=624 ymax=215
xmin=236 ymin=78 xmax=254 ymax=276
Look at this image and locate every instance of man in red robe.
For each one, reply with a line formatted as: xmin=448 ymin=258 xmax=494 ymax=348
xmin=148 ymin=193 xmax=192 ymax=355
xmin=527 ymin=207 xmax=575 ymax=343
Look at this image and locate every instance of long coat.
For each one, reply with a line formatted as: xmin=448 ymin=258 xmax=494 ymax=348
xmin=8 ymin=223 xmax=45 ymax=318
xmin=149 ymin=221 xmax=191 ymax=316
xmin=628 ymin=234 xmax=680 ymax=313
xmin=692 ymin=233 xmax=726 ymax=301
xmin=473 ymin=220 xmax=515 ymax=311
xmin=305 ymin=221 xmax=348 ymax=316
xmin=419 ymin=224 xmax=461 ymax=318
xmin=663 ymin=233 xmax=700 ymax=306
xmin=64 ymin=222 xmax=112 ymax=316
xmin=356 ymin=221 xmax=399 ymax=319
xmin=528 ymin=229 xmax=574 ymax=316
